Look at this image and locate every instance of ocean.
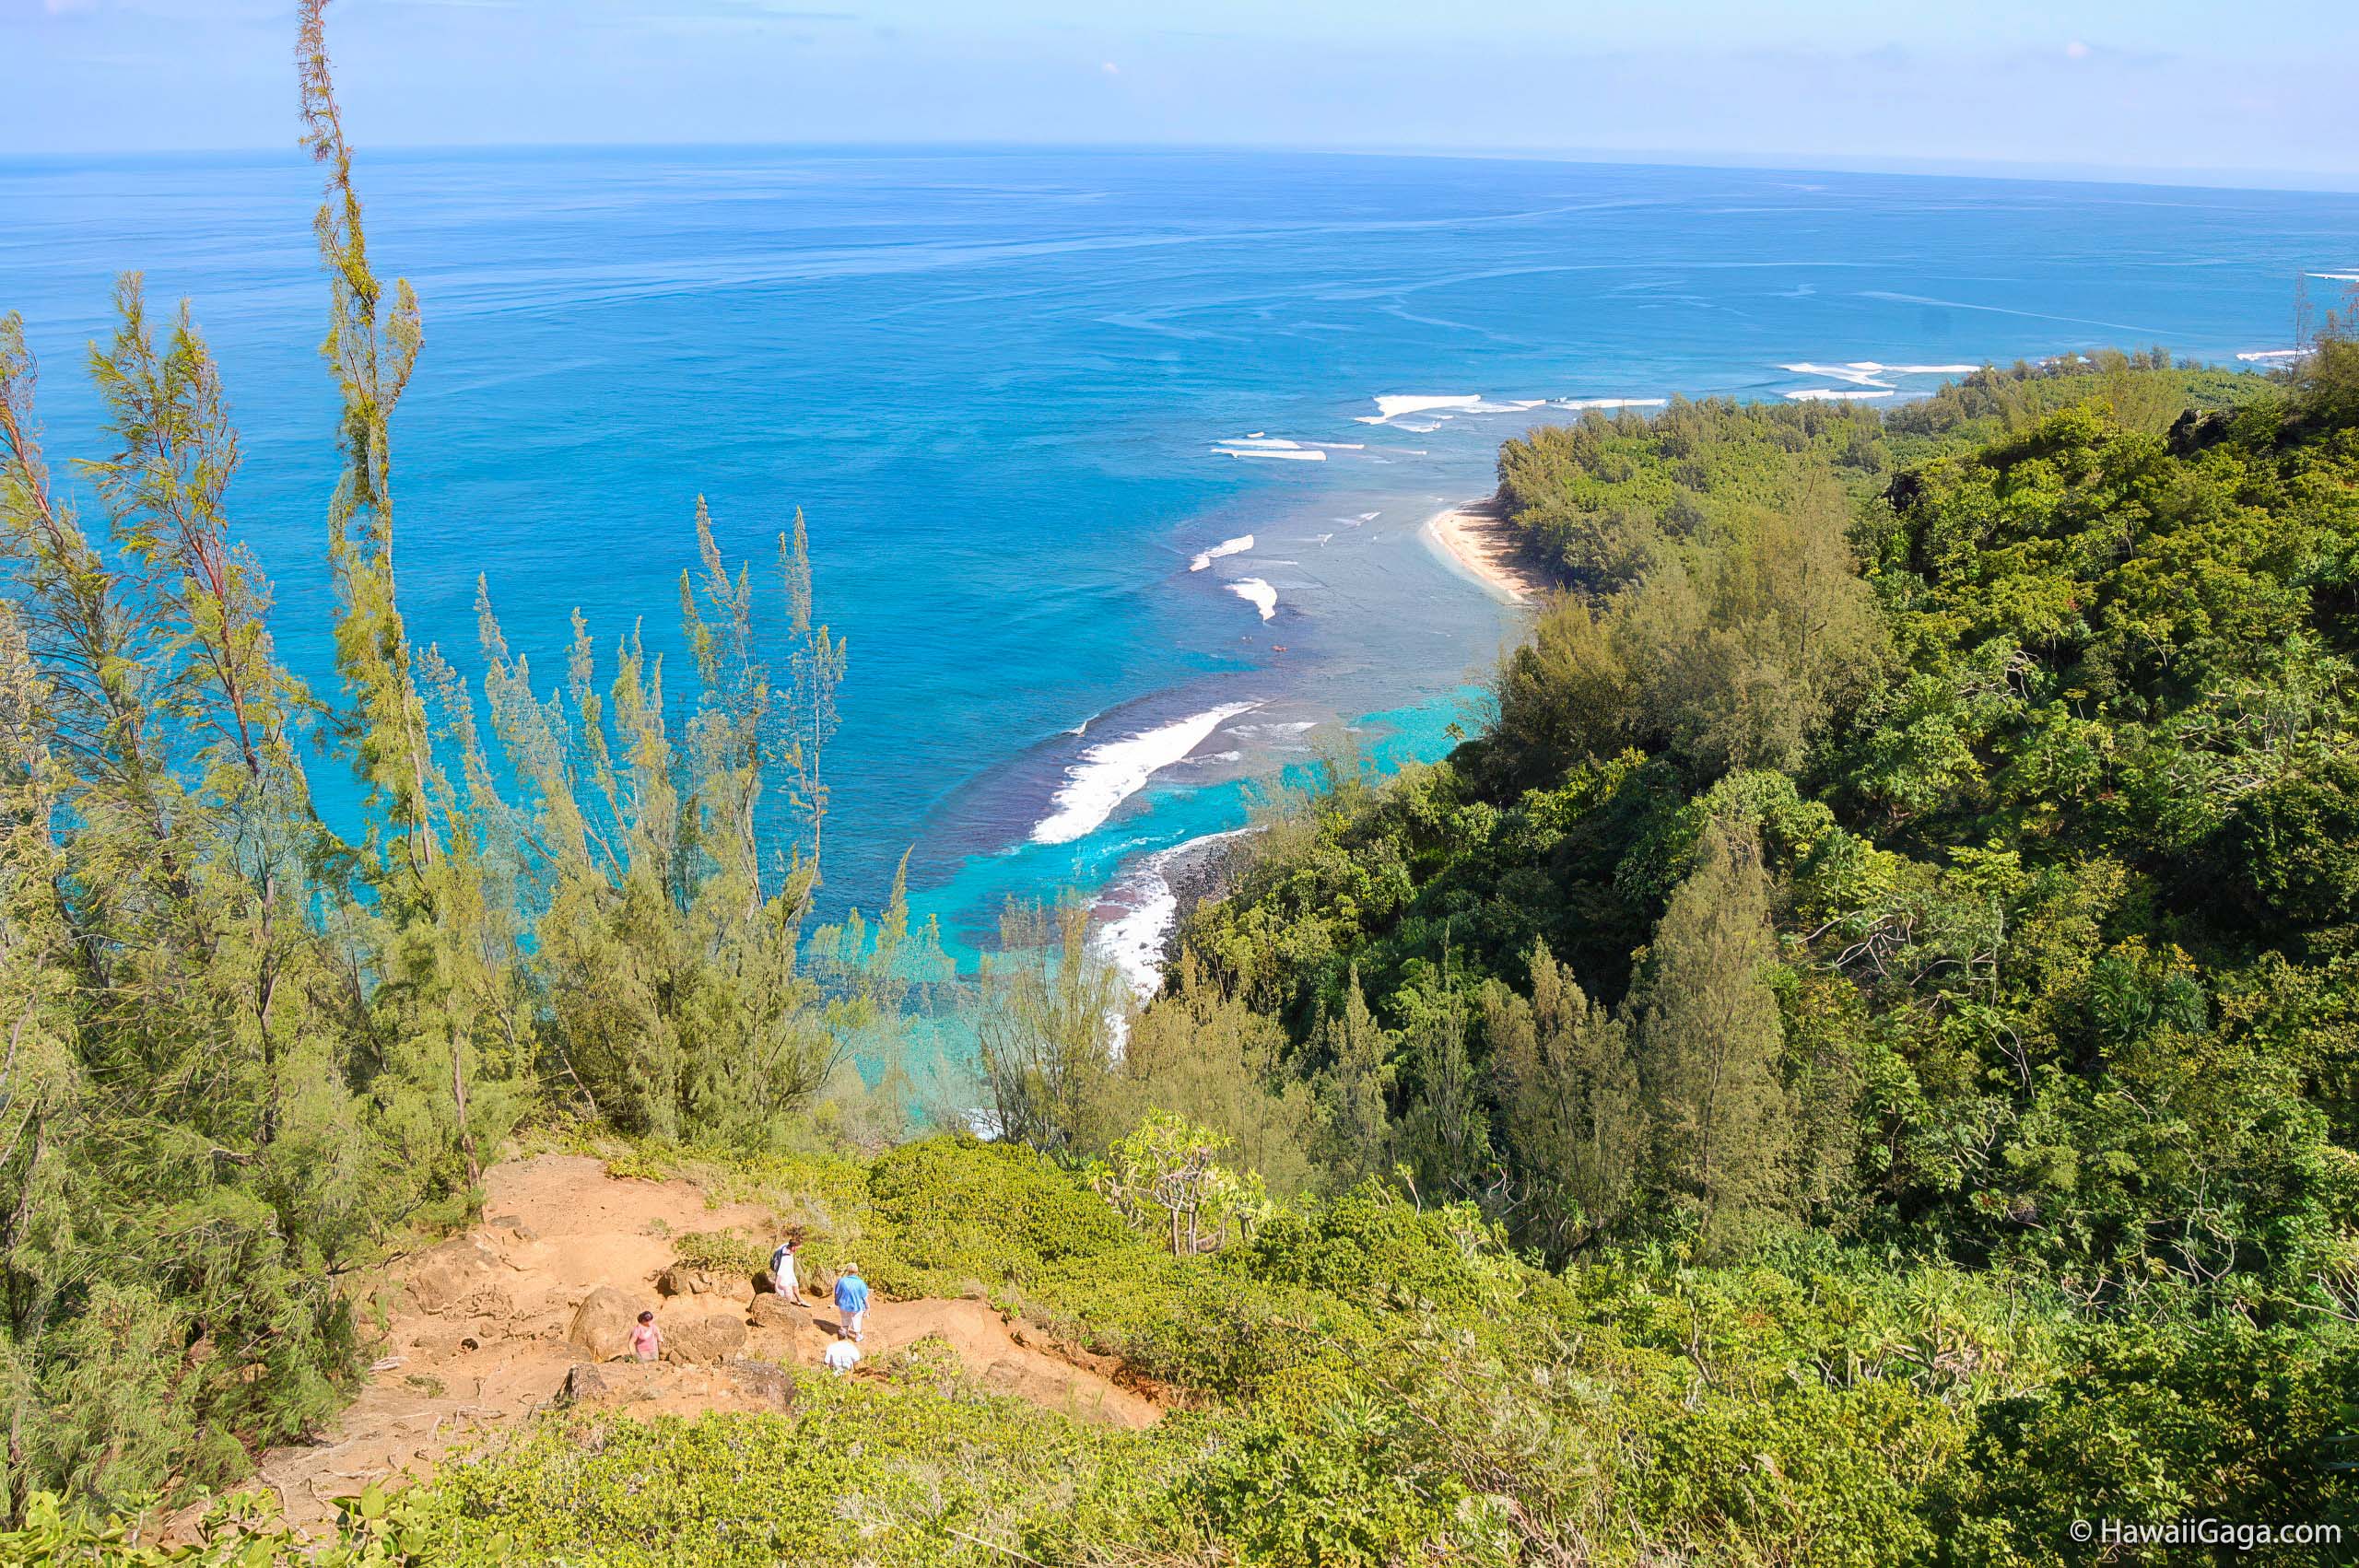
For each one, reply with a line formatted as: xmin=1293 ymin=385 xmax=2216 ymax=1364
xmin=4 ymin=146 xmax=2353 ymax=986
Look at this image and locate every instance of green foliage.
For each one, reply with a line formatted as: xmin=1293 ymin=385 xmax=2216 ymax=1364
xmin=667 ymin=1228 xmax=769 ymax=1278
xmin=0 ymin=0 xmax=941 ymax=1523
xmin=1169 ymin=351 xmax=2353 ymax=1552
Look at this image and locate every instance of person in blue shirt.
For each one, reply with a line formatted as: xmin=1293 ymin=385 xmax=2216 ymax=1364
xmin=833 ymin=1262 xmax=870 ymax=1342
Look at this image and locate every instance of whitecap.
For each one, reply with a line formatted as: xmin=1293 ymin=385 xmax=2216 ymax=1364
xmin=1215 ymin=446 xmax=1326 ymax=462
xmin=1190 ymin=533 xmax=1254 ymax=571
xmin=1220 ymin=436 xmax=1302 ymax=448
xmin=1313 ymin=532 xmax=1333 ymax=545
xmin=1357 ymin=511 xmax=1381 ymax=521
xmin=1556 ymin=396 xmax=1669 ymax=410
xmin=2309 ymin=273 xmax=2359 ymax=282
xmin=1782 ymin=387 xmax=1895 ymax=401
xmin=1780 ymin=362 xmax=1894 ymax=387
xmin=1228 ymin=578 xmax=1279 ymax=621
xmin=1369 ymin=393 xmax=1483 ymax=421
xmin=2237 ymin=348 xmax=2305 ymax=362
xmin=1032 ymin=702 xmax=1261 ymax=846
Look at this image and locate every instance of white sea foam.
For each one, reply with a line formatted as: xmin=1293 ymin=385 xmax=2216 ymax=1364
xmin=1190 ymin=533 xmax=1254 ymax=571
xmin=1230 ymin=720 xmax=1316 ymax=738
xmin=1031 ymin=702 xmax=1260 ymax=846
xmin=1093 ymin=828 xmax=1258 ymax=1002
xmin=1370 ymin=393 xmax=1483 ymax=420
xmin=1313 ymin=532 xmax=1333 ymax=545
xmin=1358 ymin=511 xmax=1381 ymax=521
xmin=1783 ymin=387 xmax=1895 ymax=401
xmin=1220 ymin=436 xmax=1302 ymax=448
xmin=2310 ymin=273 xmax=2359 ymax=282
xmin=2237 ymin=348 xmax=2305 ymax=362
xmin=1781 ymin=362 xmax=1893 ymax=387
xmin=1557 ymin=396 xmax=1669 ymax=410
xmin=1215 ymin=445 xmax=1326 ymax=461
xmin=1862 ymin=362 xmax=1982 ymax=374
xmin=1229 ymin=578 xmax=1279 ymax=620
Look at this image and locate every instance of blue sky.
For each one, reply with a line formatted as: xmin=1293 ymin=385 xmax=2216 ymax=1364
xmin=6 ymin=0 xmax=2355 ymax=185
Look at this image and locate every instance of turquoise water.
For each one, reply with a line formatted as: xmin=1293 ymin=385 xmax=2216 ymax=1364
xmin=4 ymin=148 xmax=2353 ymax=973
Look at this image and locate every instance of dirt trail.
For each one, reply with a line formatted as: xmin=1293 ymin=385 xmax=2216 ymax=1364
xmin=190 ymin=1153 xmax=1156 ymax=1540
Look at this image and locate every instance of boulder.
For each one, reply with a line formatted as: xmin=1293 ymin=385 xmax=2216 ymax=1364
xmin=663 ymin=1313 xmax=749 ymax=1365
xmin=725 ymin=1357 xmax=797 ymax=1411
xmin=557 ymin=1363 xmax=608 ymax=1407
xmin=658 ymin=1263 xmax=752 ymax=1298
xmin=567 ymin=1286 xmax=642 ymax=1362
xmin=746 ymin=1293 xmax=811 ymax=1333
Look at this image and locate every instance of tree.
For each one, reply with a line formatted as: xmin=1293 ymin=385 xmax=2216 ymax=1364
xmin=1393 ymin=957 xmax=1490 ymax=1202
xmin=1632 ymin=812 xmax=1793 ymax=1255
xmin=1482 ymin=942 xmax=1642 ymax=1255
xmin=1120 ymin=953 xmax=1325 ymax=1198
xmin=1317 ymin=965 xmax=1395 ymax=1187
xmin=972 ymin=898 xmax=1123 ymax=1155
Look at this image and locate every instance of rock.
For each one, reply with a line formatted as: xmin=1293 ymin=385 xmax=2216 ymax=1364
xmin=725 ymin=1357 xmax=797 ymax=1410
xmin=557 ymin=1363 xmax=608 ymax=1406
xmin=663 ymin=1313 xmax=749 ymax=1365
xmin=658 ymin=1263 xmax=748 ymax=1298
xmin=747 ymin=1293 xmax=810 ymax=1332
xmin=406 ymin=1237 xmax=505 ymax=1316
xmin=568 ymin=1285 xmax=642 ymax=1362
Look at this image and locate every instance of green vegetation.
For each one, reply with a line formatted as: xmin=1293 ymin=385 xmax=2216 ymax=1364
xmin=0 ymin=0 xmax=935 ymax=1528
xmin=6 ymin=3 xmax=2357 ymax=1562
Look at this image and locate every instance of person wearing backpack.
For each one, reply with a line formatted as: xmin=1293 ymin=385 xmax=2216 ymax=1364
xmin=769 ymin=1236 xmax=799 ymax=1300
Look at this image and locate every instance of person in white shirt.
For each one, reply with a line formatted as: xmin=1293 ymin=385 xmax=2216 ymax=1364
xmin=769 ymin=1237 xmax=798 ymax=1300
xmin=822 ymin=1332 xmax=862 ymax=1375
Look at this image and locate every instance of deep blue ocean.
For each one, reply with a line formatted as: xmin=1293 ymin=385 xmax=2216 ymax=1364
xmin=4 ymin=148 xmax=2353 ymax=981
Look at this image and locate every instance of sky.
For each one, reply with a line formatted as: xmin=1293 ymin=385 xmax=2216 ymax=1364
xmin=5 ymin=0 xmax=2356 ymax=186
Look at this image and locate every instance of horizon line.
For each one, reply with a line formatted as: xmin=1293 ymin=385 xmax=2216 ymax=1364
xmin=6 ymin=136 xmax=2356 ymax=199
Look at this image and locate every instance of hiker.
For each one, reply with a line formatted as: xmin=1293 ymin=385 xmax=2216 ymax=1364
xmin=834 ymin=1261 xmax=869 ymax=1342
xmin=630 ymin=1308 xmax=662 ymax=1363
xmin=769 ymin=1235 xmax=799 ymax=1299
xmin=822 ymin=1330 xmax=862 ymax=1375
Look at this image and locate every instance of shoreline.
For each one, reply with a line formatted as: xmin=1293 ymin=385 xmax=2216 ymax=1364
xmin=1420 ymin=494 xmax=1550 ymax=606
xmin=1069 ymin=486 xmax=1537 ymax=1001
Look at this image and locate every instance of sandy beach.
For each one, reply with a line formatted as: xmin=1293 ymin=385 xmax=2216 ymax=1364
xmin=1422 ymin=493 xmax=1549 ymax=605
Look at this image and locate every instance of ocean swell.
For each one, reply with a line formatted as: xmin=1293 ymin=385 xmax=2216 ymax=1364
xmin=1191 ymin=533 xmax=1254 ymax=570
xmin=1031 ymin=702 xmax=1260 ymax=846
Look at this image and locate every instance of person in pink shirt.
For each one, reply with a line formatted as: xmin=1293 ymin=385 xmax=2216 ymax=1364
xmin=630 ymin=1309 xmax=661 ymax=1362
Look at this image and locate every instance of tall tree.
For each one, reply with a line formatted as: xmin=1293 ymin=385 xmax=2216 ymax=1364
xmin=1483 ymin=942 xmax=1642 ymax=1255
xmin=1317 ymin=965 xmax=1395 ymax=1186
xmin=1633 ymin=812 xmax=1793 ymax=1255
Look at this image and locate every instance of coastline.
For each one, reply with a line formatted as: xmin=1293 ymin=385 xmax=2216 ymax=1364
xmin=1421 ymin=494 xmax=1550 ymax=605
